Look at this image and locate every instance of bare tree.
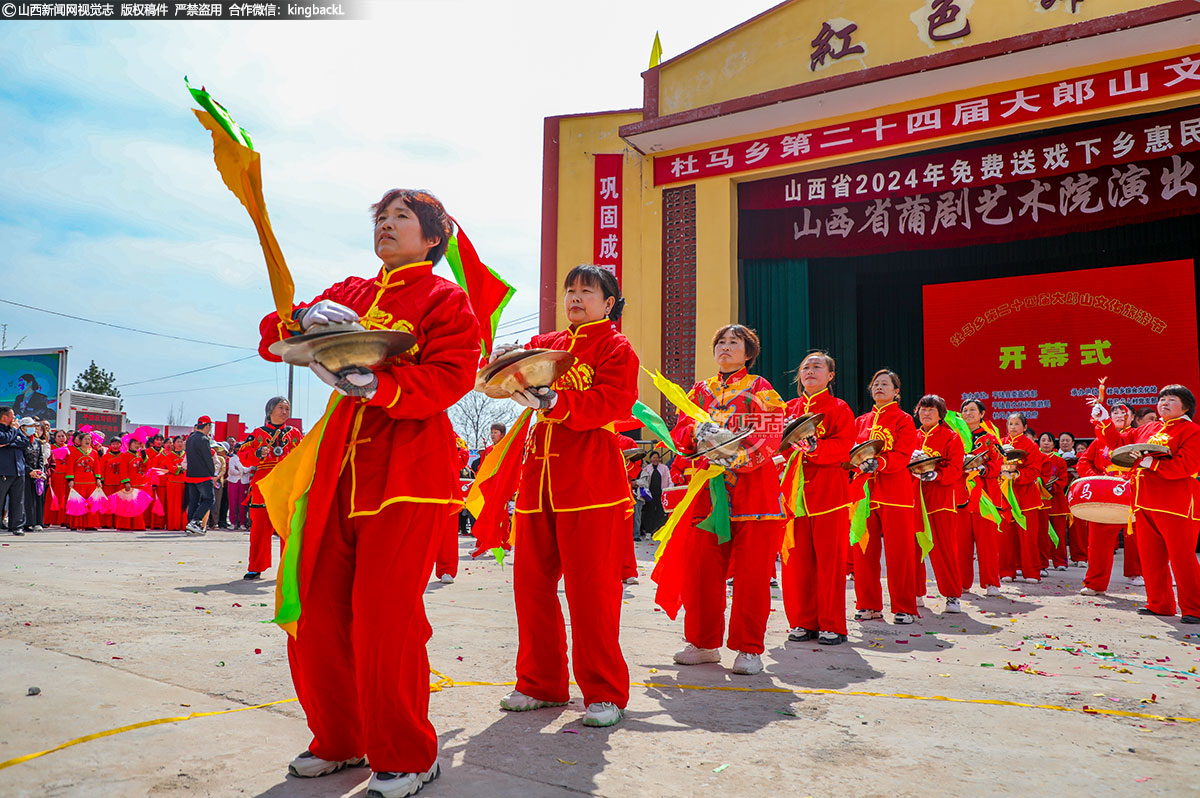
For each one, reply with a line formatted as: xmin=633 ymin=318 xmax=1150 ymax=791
xmin=165 ymin=401 xmax=185 ymax=427
xmin=449 ymin=390 xmax=519 ymax=449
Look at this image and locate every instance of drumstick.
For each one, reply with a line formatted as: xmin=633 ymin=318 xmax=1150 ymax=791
xmin=1097 ymin=376 xmax=1107 ymax=409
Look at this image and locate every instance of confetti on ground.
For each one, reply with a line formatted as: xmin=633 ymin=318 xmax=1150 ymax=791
xmin=556 ymin=758 xmax=576 ymax=765
xmin=561 ymin=729 xmax=579 ymax=734
xmin=713 ymin=764 xmax=730 ymax=774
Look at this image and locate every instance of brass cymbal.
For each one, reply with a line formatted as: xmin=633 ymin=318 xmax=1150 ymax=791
xmin=479 ymin=349 xmax=577 ymax=399
xmin=268 ymin=322 xmax=417 ymax=371
xmin=907 ymin=454 xmax=942 ymax=474
xmin=1110 ymin=442 xmax=1171 ymax=468
xmin=694 ymin=428 xmax=755 ymax=461
xmin=779 ymin=412 xmax=825 ymax=452
xmin=846 ymin=438 xmax=886 ymax=468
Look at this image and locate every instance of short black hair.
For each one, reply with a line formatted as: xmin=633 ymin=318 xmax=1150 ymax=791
xmin=960 ymin=398 xmax=987 ymax=416
xmin=0 ymin=406 xmax=12 ymax=419
xmin=712 ymin=324 xmax=762 ymax=369
xmin=563 ymin=265 xmax=625 ymax=321
xmin=1008 ymin=412 xmax=1029 ymax=429
xmin=915 ymin=394 xmax=947 ymax=420
xmin=371 ymin=189 xmax=453 ymax=264
xmin=490 ymin=422 xmax=507 ymax=435
xmin=1159 ymin=384 xmax=1196 ymax=416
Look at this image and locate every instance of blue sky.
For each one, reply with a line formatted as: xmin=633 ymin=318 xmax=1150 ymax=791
xmin=0 ymin=3 xmax=769 ymax=429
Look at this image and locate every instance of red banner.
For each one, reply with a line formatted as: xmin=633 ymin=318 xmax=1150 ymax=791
xmin=655 ymin=50 xmax=1200 ymax=186
xmin=923 ymin=260 xmax=1200 ymax=436
xmin=739 ymin=106 xmax=1200 ymax=209
xmin=594 ymin=153 xmax=623 ymax=283
xmin=738 ymin=150 xmax=1200 ymax=258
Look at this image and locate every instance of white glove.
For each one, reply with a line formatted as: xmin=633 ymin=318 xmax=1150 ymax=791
xmin=859 ymin=458 xmax=879 ymax=474
xmin=1090 ymin=402 xmax=1110 ymax=422
xmin=511 ymin=386 xmax=557 ymax=411
xmin=489 ymin=343 xmax=521 ymax=363
xmin=311 ymin=362 xmax=378 ymax=399
xmin=799 ymin=436 xmax=819 ymax=454
xmin=910 ymin=450 xmax=923 ymax=462
xmin=918 ymin=470 xmax=939 ymax=482
xmin=694 ymin=421 xmax=723 ymax=443
xmin=1138 ymin=456 xmax=1154 ymax=469
xmin=298 ymin=300 xmax=359 ymax=331
xmin=710 ymin=454 xmax=736 ymax=468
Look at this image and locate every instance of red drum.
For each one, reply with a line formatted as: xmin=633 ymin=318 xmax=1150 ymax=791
xmin=662 ymin=486 xmax=687 ymax=512
xmin=1067 ymin=475 xmax=1132 ymax=524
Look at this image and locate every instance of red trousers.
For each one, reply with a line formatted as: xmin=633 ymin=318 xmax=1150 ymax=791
xmin=1068 ymin=516 xmax=1089 ymax=562
xmin=1000 ymin=509 xmax=1043 ymax=580
xmin=1135 ymin=510 xmax=1200 ymax=617
xmin=248 ymin=507 xmax=275 ymax=573
xmin=434 ymin=522 xmax=458 ymax=579
xmin=100 ymin=485 xmax=118 ymax=529
xmin=1038 ymin=513 xmax=1069 ymax=568
xmin=147 ymin=485 xmax=166 ymax=529
xmin=1083 ymin=522 xmax=1123 ymax=592
xmin=67 ymin=482 xmax=98 ymax=530
xmin=287 ymin=480 xmax=445 ymax=774
xmin=781 ymin=511 xmax=848 ymax=636
xmin=916 ymin=510 xmax=961 ymax=599
xmin=853 ymin=506 xmax=918 ymax=615
xmin=165 ymin=482 xmax=187 ymax=531
xmin=957 ymin=508 xmax=1000 ymax=590
xmin=683 ymin=519 xmax=783 ymax=655
xmin=621 ymin=527 xmax=638 ymax=582
xmin=1123 ymin=529 xmax=1142 ymax=577
xmin=513 ymin=496 xmax=629 ymax=707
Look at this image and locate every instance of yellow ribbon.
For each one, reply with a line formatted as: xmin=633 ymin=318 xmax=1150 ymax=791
xmin=652 ymin=463 xmax=724 ymax=560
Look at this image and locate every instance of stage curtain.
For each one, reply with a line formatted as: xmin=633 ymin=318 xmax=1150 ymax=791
xmin=739 ymin=258 xmax=810 ymax=400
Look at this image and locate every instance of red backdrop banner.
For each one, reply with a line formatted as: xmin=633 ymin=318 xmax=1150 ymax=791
xmin=594 ymin=153 xmax=623 ymax=283
xmin=923 ymin=260 xmax=1199 ymax=435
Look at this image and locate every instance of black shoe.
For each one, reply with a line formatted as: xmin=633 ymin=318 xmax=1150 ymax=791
xmin=1181 ymin=615 xmax=1200 ymax=624
xmin=243 ymin=571 xmax=261 ymax=580
xmin=788 ymin=627 xmax=818 ymax=642
xmin=818 ymin=632 xmax=847 ymax=646
xmin=1137 ymin=607 xmax=1173 ymax=617
xmin=12 ymin=529 xmax=25 ymax=536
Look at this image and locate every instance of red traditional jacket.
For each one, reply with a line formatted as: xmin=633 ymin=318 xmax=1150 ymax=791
xmin=64 ymin=446 xmax=99 ymax=489
xmin=915 ymin=422 xmax=965 ymax=514
xmin=516 ymin=318 xmax=638 ymax=514
xmin=1098 ymin=416 xmax=1200 ymax=518
xmin=854 ymin=401 xmax=917 ymax=509
xmin=671 ymin=368 xmax=786 ymax=520
xmin=1077 ymin=433 xmax=1132 ymax=477
xmin=258 ymin=261 xmax=480 ymax=516
xmin=780 ymin=388 xmax=854 ymax=516
xmin=238 ymin=424 xmax=304 ymax=504
xmin=955 ymin=426 xmax=1004 ymax=508
xmin=1041 ymin=452 xmax=1071 ymax=516
xmin=118 ymin=450 xmax=150 ymax=488
xmin=999 ymin=434 xmax=1044 ymax=512
xmin=163 ymin=451 xmax=186 ymax=485
xmin=616 ymin=433 xmax=642 ymax=480
xmin=143 ymin=446 xmax=171 ymax=488
xmin=100 ymin=451 xmax=123 ymax=488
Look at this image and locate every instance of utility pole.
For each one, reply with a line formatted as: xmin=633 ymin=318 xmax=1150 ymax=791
xmin=287 ymin=364 xmax=294 ymax=408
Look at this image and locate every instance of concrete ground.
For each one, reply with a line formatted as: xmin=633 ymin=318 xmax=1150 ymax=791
xmin=0 ymin=527 xmax=1197 ymax=798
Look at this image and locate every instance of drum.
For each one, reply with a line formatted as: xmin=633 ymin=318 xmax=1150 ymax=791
xmin=1067 ymin=475 xmax=1132 ymax=524
xmin=662 ymin=486 xmax=688 ymax=512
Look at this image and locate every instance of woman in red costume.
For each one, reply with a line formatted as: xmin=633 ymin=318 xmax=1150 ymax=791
xmin=115 ymin=437 xmax=149 ymax=532
xmin=99 ymin=436 xmax=124 ymax=529
xmin=141 ymin=434 xmax=169 ymax=529
xmin=256 ymin=189 xmax=479 ymax=796
xmin=665 ymin=325 xmax=786 ymax=673
xmin=954 ymin=399 xmax=1004 ymax=597
xmin=852 ymin=369 xmax=919 ymax=624
xmin=912 ymin=394 xmax=965 ymax=614
xmin=1078 ymin=402 xmax=1137 ymax=595
xmin=237 ymin=396 xmax=302 ymax=581
xmin=64 ymin=431 xmax=100 ymax=530
xmin=1037 ymin=431 xmax=1071 ymax=572
xmin=1090 ymin=386 xmax=1200 ymax=621
xmin=492 ymin=264 xmax=637 ymax=727
xmin=162 ymin=436 xmax=187 ymax=531
xmin=779 ymin=351 xmax=854 ymax=645
xmin=999 ymin=413 xmax=1045 ymax=584
xmin=45 ymin=429 xmax=69 ymax=527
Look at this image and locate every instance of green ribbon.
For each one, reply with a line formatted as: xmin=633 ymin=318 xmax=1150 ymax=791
xmin=1003 ymin=479 xmax=1027 ymax=531
xmin=849 ymin=481 xmax=871 ymax=546
xmin=787 ymin=449 xmax=808 ymax=518
xmin=696 ymin=472 xmax=732 ymax=543
xmin=632 ymin=400 xmax=679 ymax=454
xmin=185 ymin=77 xmax=255 ymax=150
xmin=916 ymin=487 xmax=935 ymax=562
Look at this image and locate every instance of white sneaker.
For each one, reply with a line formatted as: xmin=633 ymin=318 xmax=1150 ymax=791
xmin=623 ymin=576 xmax=639 ymax=585
xmin=288 ymin=750 xmax=366 ymax=778
xmin=673 ymin=642 xmax=721 ymax=665
xmin=893 ymin=613 xmax=916 ymax=625
xmin=944 ymin=597 xmax=962 ymax=613
xmin=582 ymin=702 xmax=623 ymax=727
xmin=1129 ymin=575 xmax=1145 ymax=586
xmin=731 ymin=651 xmax=764 ymax=675
xmin=1072 ymin=560 xmax=1087 ymax=567
xmin=366 ymin=762 xmax=440 ymax=798
xmin=915 ymin=596 xmax=926 ymax=608
xmin=787 ymin=627 xmax=817 ymax=642
xmin=498 ymin=690 xmax=567 ymax=712
xmin=853 ymin=609 xmax=883 ymax=621
xmin=1040 ymin=569 xmax=1049 ymax=577
xmin=846 ymin=572 xmax=854 ymax=581
xmin=1055 ymin=565 xmax=1068 ymax=572
xmin=1021 ymin=577 xmax=1040 ymax=584
xmin=1000 ymin=576 xmax=1013 ymax=583
xmin=438 ymin=573 xmax=454 ymax=584
xmin=32 ymin=525 xmax=42 ymax=531
xmin=985 ymin=585 xmax=1002 ymax=597
xmin=1080 ymin=586 xmax=1103 ymax=596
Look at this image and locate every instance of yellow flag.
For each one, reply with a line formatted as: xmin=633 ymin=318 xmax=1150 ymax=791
xmin=644 ymin=367 xmax=711 ymax=423
xmin=649 ymin=31 xmax=663 ymax=68
xmin=192 ymin=109 xmax=299 ymax=332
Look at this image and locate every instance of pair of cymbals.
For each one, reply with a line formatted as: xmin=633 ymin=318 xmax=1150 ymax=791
xmin=1110 ymin=442 xmax=1171 ymax=468
xmin=908 ymin=454 xmax=943 ymax=475
xmin=845 ymin=438 xmax=885 ymax=469
xmin=779 ymin=413 xmax=825 ymax=453
xmin=268 ymin=321 xmax=417 ymax=371
xmin=475 ymin=348 xmax=577 ymax=399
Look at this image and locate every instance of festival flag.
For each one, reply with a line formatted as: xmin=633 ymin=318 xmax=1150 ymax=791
xmin=631 ymin=400 xmax=679 ymax=454
xmin=643 ymin=367 xmax=710 ymax=423
xmin=649 ymin=31 xmax=663 ymax=68
xmin=945 ymin=411 xmax=973 ymax=450
xmin=445 ymin=224 xmax=516 ymax=359
xmin=186 ymin=78 xmax=298 ymax=332
xmin=916 ymin=489 xmax=935 ymax=561
xmin=465 ymin=409 xmax=534 ymax=562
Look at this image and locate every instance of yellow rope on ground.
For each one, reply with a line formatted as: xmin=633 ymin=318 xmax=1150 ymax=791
xmin=3 ymin=673 xmax=1194 ymax=771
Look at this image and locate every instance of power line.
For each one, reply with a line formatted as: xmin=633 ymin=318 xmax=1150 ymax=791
xmin=123 ymin=378 xmax=278 ymax=398
xmin=115 ymin=354 xmax=261 ymax=388
xmin=0 ymin=298 xmax=257 ymax=351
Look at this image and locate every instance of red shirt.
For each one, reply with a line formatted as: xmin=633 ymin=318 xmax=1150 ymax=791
xmin=1098 ymin=416 xmax=1200 ymax=518
xmin=100 ymin=451 xmax=123 ymax=487
xmin=239 ymin=424 xmax=305 ymax=503
xmin=64 ymin=446 xmax=99 ymax=489
xmin=915 ymin=422 xmax=965 ymax=514
xmin=955 ymin=426 xmax=1004 ymax=507
xmin=1041 ymin=452 xmax=1070 ymax=515
xmin=780 ymin=388 xmax=854 ymax=516
xmin=854 ymin=402 xmax=918 ymax=509
xmin=258 ymin=261 xmax=480 ymax=514
xmin=119 ymin=450 xmax=149 ymax=488
xmin=516 ymin=318 xmax=639 ymax=514
xmin=671 ymin=368 xmax=786 ymax=520
xmin=1000 ymin=434 xmax=1044 ymax=512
